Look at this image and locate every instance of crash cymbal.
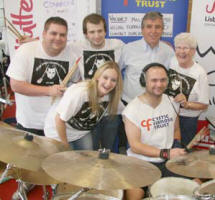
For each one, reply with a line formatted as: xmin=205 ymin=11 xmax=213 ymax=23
xmin=0 ymin=126 xmax=67 ymax=171
xmin=42 ymin=150 xmax=161 ymax=190
xmin=166 ymin=150 xmax=215 ymax=179
xmin=8 ymin=167 xmax=59 ymax=185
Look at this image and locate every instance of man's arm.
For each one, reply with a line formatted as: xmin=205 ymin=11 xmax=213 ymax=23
xmin=124 ymin=116 xmax=160 ymax=157
xmin=10 ymin=78 xmax=65 ymax=97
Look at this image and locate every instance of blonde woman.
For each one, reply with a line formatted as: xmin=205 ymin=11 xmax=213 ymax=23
xmin=44 ymin=61 xmax=123 ymax=149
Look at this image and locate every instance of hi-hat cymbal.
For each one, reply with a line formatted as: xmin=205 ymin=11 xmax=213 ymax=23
xmin=42 ymin=150 xmax=161 ymax=190
xmin=8 ymin=167 xmax=59 ymax=185
xmin=0 ymin=125 xmax=67 ymax=171
xmin=166 ymin=150 xmax=215 ymax=179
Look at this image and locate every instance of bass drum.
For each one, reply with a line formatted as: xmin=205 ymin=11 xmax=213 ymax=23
xmin=194 ymin=179 xmax=215 ymax=200
xmin=53 ymin=183 xmax=123 ymax=200
xmin=150 ymin=177 xmax=199 ymax=197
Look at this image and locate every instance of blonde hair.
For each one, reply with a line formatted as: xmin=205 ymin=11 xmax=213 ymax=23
xmin=174 ymin=32 xmax=197 ymax=49
xmin=87 ymin=61 xmax=123 ymax=116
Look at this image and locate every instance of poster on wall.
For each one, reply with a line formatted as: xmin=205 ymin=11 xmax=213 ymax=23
xmin=4 ymin=0 xmax=97 ymax=57
xmin=190 ymin=0 xmax=215 ymax=148
xmin=102 ymin=0 xmax=189 ymax=45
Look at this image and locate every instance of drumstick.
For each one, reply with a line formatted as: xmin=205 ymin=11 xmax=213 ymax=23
xmin=61 ymin=57 xmax=81 ymax=87
xmin=51 ymin=57 xmax=81 ymax=104
xmin=186 ymin=127 xmax=209 ymax=149
xmin=5 ymin=17 xmax=24 ymax=40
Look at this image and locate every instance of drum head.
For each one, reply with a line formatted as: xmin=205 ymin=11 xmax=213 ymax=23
xmin=194 ymin=179 xmax=215 ymax=199
xmin=150 ymin=177 xmax=199 ymax=197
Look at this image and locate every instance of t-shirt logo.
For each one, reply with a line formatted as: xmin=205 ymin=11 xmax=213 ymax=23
xmin=31 ymin=58 xmax=69 ymax=86
xmin=83 ymin=50 xmax=115 ymax=79
xmin=141 ymin=119 xmax=152 ymax=131
xmin=166 ymin=68 xmax=196 ymax=99
xmin=67 ymin=101 xmax=109 ymax=131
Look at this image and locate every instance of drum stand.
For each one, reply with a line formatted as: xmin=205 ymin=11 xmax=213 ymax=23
xmin=0 ymin=164 xmax=49 ymax=200
xmin=67 ymin=188 xmax=89 ymax=200
xmin=53 ymin=186 xmax=90 ymax=200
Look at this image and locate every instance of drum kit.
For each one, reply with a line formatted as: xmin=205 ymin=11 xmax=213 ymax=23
xmin=0 ymin=122 xmax=215 ymax=200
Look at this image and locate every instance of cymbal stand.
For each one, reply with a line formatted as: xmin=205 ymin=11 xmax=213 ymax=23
xmin=67 ymin=188 xmax=90 ymax=200
xmin=42 ymin=185 xmax=49 ymax=200
xmin=0 ymin=163 xmax=12 ymax=182
xmin=16 ymin=179 xmax=28 ymax=200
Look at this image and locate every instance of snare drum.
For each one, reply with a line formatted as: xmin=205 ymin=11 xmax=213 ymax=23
xmin=194 ymin=179 xmax=215 ymax=200
xmin=150 ymin=177 xmax=199 ymax=197
xmin=53 ymin=183 xmax=123 ymax=200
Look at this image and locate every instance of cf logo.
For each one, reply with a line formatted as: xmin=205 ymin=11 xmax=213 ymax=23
xmin=141 ymin=119 xmax=152 ymax=131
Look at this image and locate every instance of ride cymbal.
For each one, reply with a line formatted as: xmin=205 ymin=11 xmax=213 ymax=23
xmin=0 ymin=125 xmax=67 ymax=171
xmin=166 ymin=150 xmax=215 ymax=179
xmin=42 ymin=150 xmax=161 ymax=190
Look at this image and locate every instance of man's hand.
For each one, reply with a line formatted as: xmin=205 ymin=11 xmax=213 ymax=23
xmin=48 ymin=85 xmax=65 ymax=97
xmin=170 ymin=148 xmax=186 ymax=159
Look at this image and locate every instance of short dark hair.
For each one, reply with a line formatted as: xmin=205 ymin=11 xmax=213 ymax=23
xmin=139 ymin=62 xmax=168 ymax=87
xmin=141 ymin=11 xmax=163 ymax=30
xmin=44 ymin=17 xmax=68 ymax=32
xmin=83 ymin=13 xmax=106 ymax=34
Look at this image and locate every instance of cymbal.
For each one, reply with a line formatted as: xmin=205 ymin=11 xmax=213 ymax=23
xmin=42 ymin=150 xmax=161 ymax=190
xmin=166 ymin=150 xmax=215 ymax=179
xmin=0 ymin=125 xmax=67 ymax=171
xmin=8 ymin=167 xmax=59 ymax=185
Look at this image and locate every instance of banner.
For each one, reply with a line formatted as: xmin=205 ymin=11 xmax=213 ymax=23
xmin=102 ymin=0 xmax=189 ymax=45
xmin=4 ymin=0 xmax=96 ymax=57
xmin=190 ymin=0 xmax=215 ymax=148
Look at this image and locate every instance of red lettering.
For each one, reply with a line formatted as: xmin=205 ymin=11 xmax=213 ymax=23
xmin=21 ymin=0 xmax=33 ymax=12
xmin=9 ymin=0 xmax=37 ymax=50
xmin=141 ymin=119 xmax=152 ymax=131
xmin=206 ymin=1 xmax=215 ymax=13
xmin=123 ymin=0 xmax=128 ymax=6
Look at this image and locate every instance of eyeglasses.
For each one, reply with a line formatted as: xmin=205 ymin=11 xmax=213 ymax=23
xmin=175 ymin=46 xmax=191 ymax=51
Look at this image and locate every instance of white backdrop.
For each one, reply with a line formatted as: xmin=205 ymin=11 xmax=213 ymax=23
xmin=4 ymin=0 xmax=97 ymax=57
xmin=190 ymin=0 xmax=215 ymax=119
xmin=190 ymin=0 xmax=215 ymax=148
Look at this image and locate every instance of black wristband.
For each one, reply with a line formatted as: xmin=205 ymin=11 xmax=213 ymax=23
xmin=160 ymin=149 xmax=170 ymax=160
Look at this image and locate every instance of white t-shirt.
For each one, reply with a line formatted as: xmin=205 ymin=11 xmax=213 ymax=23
xmin=168 ymin=57 xmax=209 ymax=117
xmin=70 ymin=38 xmax=124 ymax=80
xmin=122 ymin=94 xmax=179 ymax=163
xmin=119 ymin=38 xmax=174 ymax=103
xmin=6 ymin=40 xmax=80 ymax=129
xmin=44 ymin=82 xmax=109 ymax=142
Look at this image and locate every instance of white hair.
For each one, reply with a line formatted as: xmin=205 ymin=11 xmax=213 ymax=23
xmin=174 ymin=32 xmax=197 ymax=49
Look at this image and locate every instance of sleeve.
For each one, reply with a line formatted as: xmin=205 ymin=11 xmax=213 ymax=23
xmin=6 ymin=44 xmax=31 ymax=81
xmin=56 ymin=84 xmax=85 ymax=121
xmin=122 ymin=100 xmax=140 ymax=127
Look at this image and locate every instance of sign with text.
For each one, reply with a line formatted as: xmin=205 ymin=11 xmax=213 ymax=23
xmin=102 ymin=0 xmax=189 ymax=45
xmin=108 ymin=13 xmax=173 ymax=37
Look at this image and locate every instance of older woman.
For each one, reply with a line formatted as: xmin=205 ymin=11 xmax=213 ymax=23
xmin=44 ymin=61 xmax=123 ymax=149
xmin=167 ymin=32 xmax=209 ymax=146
